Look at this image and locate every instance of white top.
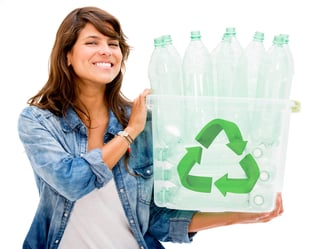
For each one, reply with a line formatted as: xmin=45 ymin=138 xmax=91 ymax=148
xmin=58 ymin=179 xmax=139 ymax=249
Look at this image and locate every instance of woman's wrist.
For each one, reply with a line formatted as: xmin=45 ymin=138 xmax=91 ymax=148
xmin=116 ymin=131 xmax=132 ymax=146
xmin=123 ymin=127 xmax=138 ymax=141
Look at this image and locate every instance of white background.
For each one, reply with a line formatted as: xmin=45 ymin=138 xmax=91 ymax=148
xmin=0 ymin=0 xmax=316 ymax=248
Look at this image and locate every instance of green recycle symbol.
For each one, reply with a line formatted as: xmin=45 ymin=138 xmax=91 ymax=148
xmin=177 ymin=118 xmax=260 ymax=196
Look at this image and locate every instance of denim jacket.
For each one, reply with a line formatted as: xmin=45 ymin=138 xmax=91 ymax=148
xmin=18 ymin=105 xmax=196 ymax=249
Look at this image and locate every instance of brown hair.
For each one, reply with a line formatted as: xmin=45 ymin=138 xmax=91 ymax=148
xmin=28 ymin=6 xmax=132 ymax=127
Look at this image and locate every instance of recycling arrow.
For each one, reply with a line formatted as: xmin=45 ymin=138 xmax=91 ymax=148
xmin=177 ymin=146 xmax=213 ymax=193
xmin=214 ymin=154 xmax=260 ymax=196
xmin=177 ymin=118 xmax=260 ymax=196
xmin=195 ymin=118 xmax=247 ymax=155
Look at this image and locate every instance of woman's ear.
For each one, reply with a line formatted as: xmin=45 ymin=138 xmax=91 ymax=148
xmin=67 ymin=53 xmax=71 ymax=66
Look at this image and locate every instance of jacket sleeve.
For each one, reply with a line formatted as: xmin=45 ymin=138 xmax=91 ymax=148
xmin=147 ymin=197 xmax=198 ymax=244
xmin=17 ymin=106 xmax=113 ymax=201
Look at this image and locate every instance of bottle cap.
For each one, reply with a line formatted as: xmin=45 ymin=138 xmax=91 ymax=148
xmin=162 ymin=34 xmax=172 ymax=44
xmin=253 ymin=31 xmax=264 ymax=42
xmin=154 ymin=37 xmax=164 ymax=47
xmin=222 ymin=33 xmax=231 ymax=42
xmin=225 ymin=27 xmax=236 ymax=36
xmin=190 ymin=31 xmax=201 ymax=40
xmin=280 ymin=34 xmax=289 ymax=44
xmin=273 ymin=35 xmax=284 ymax=46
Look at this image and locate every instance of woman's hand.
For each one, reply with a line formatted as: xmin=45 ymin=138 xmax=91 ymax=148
xmin=125 ymin=88 xmax=151 ymax=140
xmin=188 ymin=192 xmax=284 ymax=232
xmin=237 ymin=192 xmax=284 ymax=224
xmin=102 ymin=89 xmax=151 ymax=168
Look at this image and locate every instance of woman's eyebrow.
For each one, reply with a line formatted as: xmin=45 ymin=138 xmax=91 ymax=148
xmin=83 ymin=35 xmax=100 ymax=39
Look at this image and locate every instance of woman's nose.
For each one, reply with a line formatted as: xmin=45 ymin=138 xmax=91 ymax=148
xmin=99 ymin=44 xmax=112 ymax=56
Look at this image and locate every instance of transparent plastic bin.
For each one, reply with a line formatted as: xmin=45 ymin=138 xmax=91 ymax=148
xmin=147 ymin=95 xmax=300 ymax=212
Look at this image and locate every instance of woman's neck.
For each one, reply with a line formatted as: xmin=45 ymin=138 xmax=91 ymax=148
xmin=76 ymin=85 xmax=108 ymax=127
xmin=78 ymin=83 xmax=107 ymax=115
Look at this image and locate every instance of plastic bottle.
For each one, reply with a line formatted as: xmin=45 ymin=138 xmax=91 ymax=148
xmin=148 ymin=36 xmax=182 ymax=95
xmin=210 ymin=28 xmax=243 ymax=97
xmin=182 ymin=31 xmax=213 ymax=96
xmin=210 ymin=33 xmax=226 ymax=96
xmin=225 ymin=27 xmax=243 ymax=57
xmin=256 ymin=35 xmax=293 ymax=99
xmin=214 ymin=33 xmax=236 ymax=97
xmin=252 ymin=35 xmax=294 ymax=146
xmin=221 ymin=27 xmax=243 ymax=97
xmin=162 ymin=34 xmax=183 ymax=95
xmin=162 ymin=34 xmax=182 ymax=71
xmin=280 ymin=33 xmax=294 ymax=83
xmin=148 ymin=37 xmax=164 ymax=94
xmin=234 ymin=31 xmax=266 ymax=98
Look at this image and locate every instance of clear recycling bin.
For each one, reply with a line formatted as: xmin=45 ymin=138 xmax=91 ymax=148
xmin=147 ymin=95 xmax=299 ymax=212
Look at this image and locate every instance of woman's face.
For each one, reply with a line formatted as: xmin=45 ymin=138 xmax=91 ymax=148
xmin=67 ymin=22 xmax=123 ymax=87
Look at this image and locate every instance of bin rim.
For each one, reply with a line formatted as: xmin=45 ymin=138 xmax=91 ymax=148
xmin=146 ymin=95 xmax=301 ymax=113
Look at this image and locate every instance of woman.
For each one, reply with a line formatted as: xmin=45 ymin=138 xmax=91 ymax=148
xmin=18 ymin=6 xmax=283 ymax=249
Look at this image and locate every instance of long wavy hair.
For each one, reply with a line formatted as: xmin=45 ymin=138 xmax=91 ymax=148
xmin=28 ymin=6 xmax=132 ymax=128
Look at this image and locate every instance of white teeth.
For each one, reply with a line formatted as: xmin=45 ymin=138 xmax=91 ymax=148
xmin=95 ymin=62 xmax=111 ymax=68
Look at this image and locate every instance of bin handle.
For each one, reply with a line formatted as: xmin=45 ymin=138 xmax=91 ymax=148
xmin=291 ymin=100 xmax=301 ymax=113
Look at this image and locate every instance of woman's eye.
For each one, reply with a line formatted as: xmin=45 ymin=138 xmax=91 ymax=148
xmin=86 ymin=42 xmax=96 ymax=45
xmin=109 ymin=42 xmax=119 ymax=47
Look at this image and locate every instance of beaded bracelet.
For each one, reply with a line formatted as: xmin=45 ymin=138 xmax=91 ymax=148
xmin=117 ymin=130 xmax=134 ymax=145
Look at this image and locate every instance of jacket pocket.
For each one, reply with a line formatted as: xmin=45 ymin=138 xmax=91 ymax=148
xmin=134 ymin=164 xmax=153 ymax=205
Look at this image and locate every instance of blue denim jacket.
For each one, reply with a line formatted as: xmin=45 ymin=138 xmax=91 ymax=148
xmin=18 ymin=105 xmax=196 ymax=249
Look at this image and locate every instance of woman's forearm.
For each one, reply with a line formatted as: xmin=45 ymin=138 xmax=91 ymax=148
xmin=188 ymin=193 xmax=283 ymax=232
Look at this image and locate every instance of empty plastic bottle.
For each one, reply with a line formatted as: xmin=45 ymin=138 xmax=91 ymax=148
xmin=252 ymin=35 xmax=294 ymax=145
xmin=148 ymin=37 xmax=164 ymax=94
xmin=182 ymin=31 xmax=213 ymax=144
xmin=220 ymin=27 xmax=243 ymax=97
xmin=213 ymin=33 xmax=235 ymax=97
xmin=182 ymin=31 xmax=213 ymax=96
xmin=210 ymin=33 xmax=227 ymax=96
xmin=210 ymin=28 xmax=243 ymax=97
xmin=234 ymin=31 xmax=266 ymax=98
xmin=225 ymin=27 xmax=243 ymax=57
xmin=280 ymin=33 xmax=294 ymax=82
xmin=162 ymin=34 xmax=182 ymax=71
xmin=148 ymin=36 xmax=182 ymax=95
xmin=256 ymin=35 xmax=293 ymax=99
